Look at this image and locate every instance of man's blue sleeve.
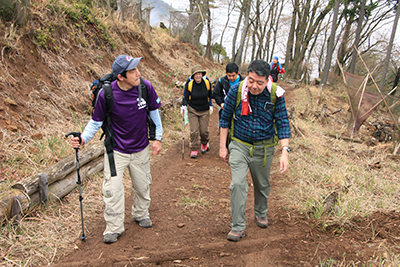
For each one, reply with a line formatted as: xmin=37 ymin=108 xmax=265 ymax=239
xmin=149 ymin=109 xmax=163 ymax=140
xmin=81 ymin=119 xmax=103 ymax=145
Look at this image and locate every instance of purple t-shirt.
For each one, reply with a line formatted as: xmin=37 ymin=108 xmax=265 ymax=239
xmin=92 ymin=79 xmax=162 ymax=154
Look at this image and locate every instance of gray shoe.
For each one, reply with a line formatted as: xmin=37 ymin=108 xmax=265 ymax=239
xmin=103 ymin=233 xmax=120 ymax=243
xmin=227 ymin=230 xmax=245 ymax=242
xmin=134 ymin=218 xmax=152 ymax=228
xmin=255 ymin=216 xmax=268 ymax=228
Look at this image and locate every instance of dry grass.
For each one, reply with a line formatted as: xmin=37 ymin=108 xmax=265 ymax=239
xmin=281 ymin=83 xmax=400 ymax=266
xmin=0 ymin=1 xmax=224 ymax=265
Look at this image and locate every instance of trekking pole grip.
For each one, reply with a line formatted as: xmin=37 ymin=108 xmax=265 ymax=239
xmin=65 ymin=132 xmax=82 ymax=148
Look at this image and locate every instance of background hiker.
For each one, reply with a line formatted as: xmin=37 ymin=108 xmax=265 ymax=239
xmin=270 ymin=56 xmax=285 ymax=82
xmin=213 ymin=62 xmax=244 ymax=131
xmin=181 ymin=65 xmax=213 ymax=158
xmin=70 ymin=55 xmax=163 ymax=243
xmin=219 ymin=60 xmax=291 ymax=242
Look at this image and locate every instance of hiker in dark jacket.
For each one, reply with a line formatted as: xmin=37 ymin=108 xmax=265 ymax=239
xmin=181 ymin=65 xmax=212 ymax=159
xmin=213 ymin=63 xmax=244 ymax=125
xmin=270 ymin=56 xmax=285 ymax=82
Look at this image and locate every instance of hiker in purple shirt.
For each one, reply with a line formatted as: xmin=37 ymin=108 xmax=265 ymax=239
xmin=70 ymin=55 xmax=163 ymax=243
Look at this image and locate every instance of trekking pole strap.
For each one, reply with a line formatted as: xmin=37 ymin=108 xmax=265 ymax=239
xmin=104 ymin=138 xmax=117 ymax=177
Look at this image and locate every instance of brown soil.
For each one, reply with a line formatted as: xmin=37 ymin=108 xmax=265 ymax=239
xmin=53 ymin=87 xmax=400 ymax=266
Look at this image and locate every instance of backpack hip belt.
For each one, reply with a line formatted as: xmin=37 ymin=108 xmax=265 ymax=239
xmin=231 ymin=136 xmax=277 ymax=167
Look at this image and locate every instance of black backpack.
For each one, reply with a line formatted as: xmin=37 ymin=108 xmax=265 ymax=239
xmin=90 ymin=74 xmax=156 ymax=177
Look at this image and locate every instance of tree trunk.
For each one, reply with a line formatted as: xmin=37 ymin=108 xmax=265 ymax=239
xmin=270 ymin=1 xmax=284 ymax=62
xmin=379 ymin=2 xmax=400 ymax=92
xmin=12 ymin=142 xmax=104 ymax=196
xmin=289 ymin=0 xmax=334 ymax=79
xmin=320 ymin=0 xmax=340 ymax=92
xmin=232 ymin=8 xmax=244 ymax=62
xmin=284 ymin=0 xmax=298 ymax=73
xmin=204 ymin=0 xmax=213 ymax=60
xmin=264 ymin=0 xmax=274 ymax=61
xmin=391 ymin=67 xmax=400 ymax=95
xmin=349 ymin=0 xmax=366 ymax=74
xmin=218 ymin=0 xmax=234 ymax=62
xmin=235 ymin=0 xmax=252 ymax=66
xmin=336 ymin=13 xmax=354 ymax=75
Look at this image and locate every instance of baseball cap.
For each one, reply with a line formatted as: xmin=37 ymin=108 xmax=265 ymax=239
xmin=112 ymin=55 xmax=142 ymax=77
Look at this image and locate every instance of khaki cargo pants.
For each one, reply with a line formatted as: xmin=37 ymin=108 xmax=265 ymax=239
xmin=188 ymin=106 xmax=210 ymax=151
xmin=102 ymin=145 xmax=152 ymax=236
xmin=228 ymin=140 xmax=274 ymax=231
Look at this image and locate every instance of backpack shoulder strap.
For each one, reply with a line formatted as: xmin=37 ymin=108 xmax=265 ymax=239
xmin=204 ymin=78 xmax=210 ymax=90
xmin=103 ymin=83 xmax=114 ymax=114
xmin=188 ymin=80 xmax=193 ymax=93
xmin=270 ymin=82 xmax=277 ymax=113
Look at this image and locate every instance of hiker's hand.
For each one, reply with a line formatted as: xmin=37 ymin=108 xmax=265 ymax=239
xmin=181 ymin=106 xmax=187 ymax=120
xmin=219 ymin=147 xmax=229 ymax=162
xmin=209 ymin=106 xmax=213 ymax=115
xmin=71 ymin=136 xmax=84 ymax=148
xmin=151 ymin=140 xmax=162 ymax=155
xmin=280 ymin=151 xmax=289 ymax=174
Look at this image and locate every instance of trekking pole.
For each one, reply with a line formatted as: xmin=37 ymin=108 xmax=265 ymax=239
xmin=182 ymin=112 xmax=185 ymax=160
xmin=65 ymin=132 xmax=87 ymax=241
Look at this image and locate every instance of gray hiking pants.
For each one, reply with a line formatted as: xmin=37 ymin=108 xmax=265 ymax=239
xmin=228 ymin=140 xmax=274 ymax=231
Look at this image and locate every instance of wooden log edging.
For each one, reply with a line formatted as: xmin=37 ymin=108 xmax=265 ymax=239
xmin=0 ymin=189 xmax=30 ymax=224
xmin=12 ymin=142 xmax=104 ymax=196
xmin=1 ymin=156 xmax=104 ymax=224
xmin=29 ymin=156 xmax=104 ymax=207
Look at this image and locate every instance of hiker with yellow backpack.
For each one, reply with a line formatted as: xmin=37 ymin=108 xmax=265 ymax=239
xmin=181 ymin=65 xmax=213 ymax=159
xmin=219 ymin=60 xmax=291 ymax=242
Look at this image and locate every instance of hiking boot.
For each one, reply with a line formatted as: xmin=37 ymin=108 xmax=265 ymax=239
xmin=227 ymin=230 xmax=245 ymax=242
xmin=201 ymin=143 xmax=209 ymax=154
xmin=255 ymin=216 xmax=268 ymax=228
xmin=190 ymin=151 xmax=198 ymax=159
xmin=103 ymin=233 xmax=120 ymax=243
xmin=134 ymin=218 xmax=153 ymax=228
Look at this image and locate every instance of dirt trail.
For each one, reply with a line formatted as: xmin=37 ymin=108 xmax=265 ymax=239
xmin=53 ymin=86 xmax=399 ymax=266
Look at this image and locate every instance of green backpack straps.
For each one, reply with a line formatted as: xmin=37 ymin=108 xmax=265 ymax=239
xmin=228 ymin=81 xmax=279 ymax=149
xmin=226 ymin=80 xmax=245 ymax=148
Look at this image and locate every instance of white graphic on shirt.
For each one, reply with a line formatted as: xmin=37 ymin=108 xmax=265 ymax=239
xmin=137 ymin=98 xmax=147 ymax=109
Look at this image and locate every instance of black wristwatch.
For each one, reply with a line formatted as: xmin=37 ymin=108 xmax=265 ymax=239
xmin=280 ymin=146 xmax=290 ymax=152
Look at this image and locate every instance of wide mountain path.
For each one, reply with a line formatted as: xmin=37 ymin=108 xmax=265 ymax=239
xmin=53 ymin=85 xmax=380 ymax=266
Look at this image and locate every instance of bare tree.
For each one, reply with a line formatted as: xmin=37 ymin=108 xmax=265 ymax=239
xmin=380 ymin=1 xmax=400 ymax=92
xmin=235 ymin=0 xmax=252 ymax=66
xmin=319 ymin=0 xmax=340 ymax=94
xmin=204 ymin=0 xmax=214 ymax=60
xmin=269 ymin=0 xmax=285 ymax=62
xmin=284 ymin=0 xmax=298 ymax=74
xmin=218 ymin=0 xmax=235 ymax=62
xmin=349 ymin=0 xmax=366 ymax=74
xmin=187 ymin=0 xmax=205 ymax=48
xmin=232 ymin=6 xmax=244 ymax=61
xmin=286 ymin=0 xmax=334 ymax=79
